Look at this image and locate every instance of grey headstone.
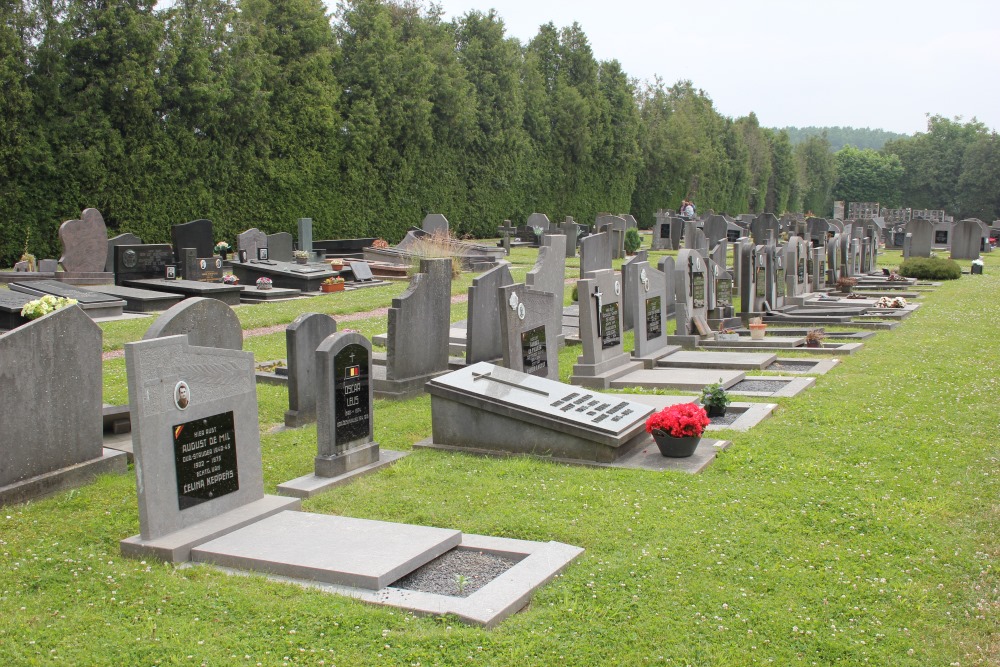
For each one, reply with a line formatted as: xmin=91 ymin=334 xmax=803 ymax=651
xmin=171 ymin=219 xmax=214 ymax=263
xmin=348 ymin=260 xmax=374 ymax=282
xmin=526 ymin=235 xmax=567 ymax=339
xmin=704 ymin=215 xmax=728 ymax=247
xmin=621 ymin=254 xmax=644 ymax=330
xmin=951 ymin=219 xmax=982 ymax=260
xmin=385 ymin=257 xmax=452 ymax=382
xmin=297 ymin=218 xmax=313 ymax=253
xmin=13 ymin=261 xmax=29 ymax=272
xmin=38 ymin=259 xmax=59 ymax=272
xmin=657 ymin=256 xmax=676 ymax=318
xmin=498 ymin=283 xmax=559 ymax=380
xmin=905 ymin=218 xmax=932 ymax=257
xmin=674 ymin=250 xmax=709 ymax=334
xmin=559 ymin=218 xmax=579 ymax=257
xmin=238 ymin=228 xmax=268 ymax=262
xmin=466 ymin=263 xmax=514 ymax=364
xmin=652 ymin=210 xmax=673 ymax=251
xmin=58 ymin=208 xmax=109 ymax=273
xmin=526 ymin=213 xmax=551 ymax=233
xmin=497 ymin=220 xmax=515 ymax=255
xmin=0 ymin=305 xmax=103 ymax=487
xmin=421 ymin=214 xmax=449 ymax=236
xmin=142 ymin=297 xmax=243 ymax=350
xmin=579 ymin=231 xmax=612 ymax=278
xmin=572 ymin=268 xmax=630 ymax=372
xmin=123 ymin=335 xmax=266 ymax=541
xmin=266 ymin=233 xmax=294 ymax=262
xmin=284 ymin=313 xmax=337 ymax=428
xmin=596 ymin=214 xmax=626 ymax=259
xmin=315 ymin=332 xmax=378 ymax=477
xmin=627 ymin=260 xmax=669 ymax=360
xmin=106 ymin=233 xmax=142 ymax=272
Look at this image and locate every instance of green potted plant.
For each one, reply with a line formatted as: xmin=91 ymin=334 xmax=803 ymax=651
xmin=644 ymin=403 xmax=709 ymax=458
xmin=293 ymin=250 xmax=310 ymax=264
xmin=624 ymin=227 xmax=641 ymax=255
xmin=699 ymin=382 xmax=730 ymax=417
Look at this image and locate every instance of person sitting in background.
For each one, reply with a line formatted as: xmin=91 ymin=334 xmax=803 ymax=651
xmin=681 ymin=200 xmax=695 ymax=219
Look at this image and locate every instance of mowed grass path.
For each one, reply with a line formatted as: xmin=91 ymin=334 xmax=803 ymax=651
xmin=2 ymin=248 xmax=998 ymax=665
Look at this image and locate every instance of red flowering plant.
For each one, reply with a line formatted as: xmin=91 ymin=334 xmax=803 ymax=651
xmin=645 ymin=403 xmax=710 ymax=438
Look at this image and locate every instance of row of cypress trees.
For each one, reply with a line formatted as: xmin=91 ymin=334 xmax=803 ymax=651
xmin=1 ymin=0 xmax=821 ymax=264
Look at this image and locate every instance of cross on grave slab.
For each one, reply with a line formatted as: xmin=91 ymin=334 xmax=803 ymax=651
xmin=498 ymin=220 xmax=515 ymax=255
xmin=592 ymin=285 xmax=604 ymax=338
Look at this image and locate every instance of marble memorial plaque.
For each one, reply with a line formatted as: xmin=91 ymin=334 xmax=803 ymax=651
xmin=173 ymin=411 xmax=239 ymax=510
xmin=600 ymin=302 xmax=621 ymax=349
xmin=520 ymin=325 xmax=548 ymax=377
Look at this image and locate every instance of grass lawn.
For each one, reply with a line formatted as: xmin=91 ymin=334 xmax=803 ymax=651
xmin=2 ymin=246 xmax=998 ymax=665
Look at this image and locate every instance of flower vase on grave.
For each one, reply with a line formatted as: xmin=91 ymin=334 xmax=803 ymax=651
xmin=650 ymin=430 xmax=700 ymax=458
xmin=749 ymin=323 xmax=767 ymax=340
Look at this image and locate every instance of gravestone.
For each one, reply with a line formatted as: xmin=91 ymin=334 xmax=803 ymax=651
xmin=38 ymin=259 xmax=58 ymax=272
xmin=621 ymin=253 xmax=645 ymax=330
xmin=376 ymin=257 xmax=452 ymax=398
xmin=652 ymin=210 xmax=673 ymax=250
xmin=933 ymin=222 xmax=951 ymax=248
xmin=58 ymin=208 xmax=109 ymax=273
xmin=526 ymin=234 xmax=567 ymax=342
xmin=526 ymin=213 xmax=551 ymax=234
xmin=657 ymin=256 xmax=676 ymax=318
xmin=595 ymin=215 xmax=627 ymax=259
xmin=704 ymin=215 xmax=729 ymax=248
xmin=9 ymin=280 xmax=125 ymax=319
xmin=905 ymin=218 xmax=933 ymax=257
xmin=569 ymin=269 xmax=643 ymax=388
xmin=181 ymin=248 xmax=224 ymax=282
xmin=266 ymin=232 xmax=294 ymax=262
xmin=171 ymin=219 xmax=214 ymax=263
xmin=0 ymin=305 xmax=126 ymax=505
xmin=672 ymin=250 xmax=709 ymax=337
xmin=114 ymin=244 xmax=175 ymax=285
xmin=143 ymin=297 xmax=243 ymax=350
xmin=711 ymin=262 xmax=734 ymax=321
xmin=284 ymin=313 xmax=338 ymax=428
xmin=106 ymin=233 xmax=143 ymax=272
xmin=626 ymin=260 xmax=671 ymax=365
xmin=238 ymin=229 xmax=268 ymax=263
xmin=13 ymin=261 xmax=30 ymax=272
xmin=579 ymin=231 xmax=612 ymax=278
xmin=297 ymin=218 xmax=313 ymax=254
xmin=497 ymin=220 xmax=515 ymax=255
xmin=421 ymin=214 xmax=449 ymax=236
xmin=498 ymin=283 xmax=559 ymax=379
xmin=349 ymin=260 xmax=375 ymax=282
xmin=465 ymin=262 xmax=514 ymax=364
xmin=751 ymin=213 xmax=779 ymax=245
xmin=951 ymin=219 xmax=982 ymax=260
xmin=559 ymin=218 xmax=579 ymax=258
xmin=120 ymin=335 xmax=300 ymax=561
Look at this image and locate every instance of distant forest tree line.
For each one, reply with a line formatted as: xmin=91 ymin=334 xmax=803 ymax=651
xmin=2 ymin=0 xmax=998 ymax=265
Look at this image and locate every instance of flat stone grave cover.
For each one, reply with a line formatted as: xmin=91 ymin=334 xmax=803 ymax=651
xmin=423 ymin=362 xmax=654 ymax=463
xmin=0 ymin=290 xmax=33 ymax=329
xmin=349 ymin=260 xmax=375 ymax=281
xmin=115 ymin=244 xmax=175 ymax=284
xmin=10 ymin=280 xmax=125 ymax=319
xmin=231 ymin=260 xmax=335 ymax=291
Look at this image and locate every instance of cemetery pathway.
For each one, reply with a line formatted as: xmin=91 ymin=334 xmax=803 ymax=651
xmin=100 ymin=291 xmax=475 ymax=361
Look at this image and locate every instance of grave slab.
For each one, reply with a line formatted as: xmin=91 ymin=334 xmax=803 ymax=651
xmin=232 ymin=260 xmax=336 ymax=292
xmin=277 ymin=450 xmax=409 ymax=498
xmin=726 ymin=376 xmax=816 ymax=398
xmin=10 ymin=280 xmax=125 ymax=319
xmin=239 ymin=286 xmax=302 ymax=302
xmin=656 ymin=350 xmax=778 ymax=370
xmin=623 ymin=394 xmax=778 ymax=433
xmin=124 ymin=278 xmax=243 ymax=305
xmin=193 ymin=512 xmax=462 ymax=589
xmin=609 ymin=368 xmax=745 ymax=392
xmin=697 ymin=335 xmax=806 ymax=349
xmin=80 ymin=283 xmax=184 ymax=313
xmin=0 ymin=289 xmax=32 ymax=330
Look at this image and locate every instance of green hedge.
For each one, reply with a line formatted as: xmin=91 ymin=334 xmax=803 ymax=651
xmin=899 ymin=257 xmax=963 ymax=280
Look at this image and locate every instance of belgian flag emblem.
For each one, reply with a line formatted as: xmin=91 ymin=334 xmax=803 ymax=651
xmin=345 ymin=365 xmax=361 ymax=380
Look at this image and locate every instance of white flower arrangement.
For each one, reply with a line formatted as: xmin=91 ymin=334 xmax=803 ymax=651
xmin=875 ymin=296 xmax=907 ymax=309
xmin=20 ymin=295 xmax=78 ymax=320
xmin=972 ymin=259 xmax=984 ymax=267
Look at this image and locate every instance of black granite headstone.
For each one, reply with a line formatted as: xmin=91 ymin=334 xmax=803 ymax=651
xmin=333 ymin=343 xmax=371 ymax=448
xmin=520 ymin=325 xmax=548 ymax=377
xmin=173 ymin=411 xmax=239 ymax=510
xmin=115 ymin=244 xmax=174 ymax=285
xmin=600 ymin=303 xmax=621 ymax=349
xmin=644 ymin=296 xmax=662 ymax=340
xmin=171 ymin=219 xmax=214 ymax=263
xmin=692 ymin=272 xmax=705 ymax=309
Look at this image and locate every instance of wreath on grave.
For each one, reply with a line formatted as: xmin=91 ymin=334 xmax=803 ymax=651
xmin=20 ymin=295 xmax=77 ymax=320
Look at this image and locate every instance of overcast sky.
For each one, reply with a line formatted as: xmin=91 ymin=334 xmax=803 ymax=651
xmin=416 ymin=0 xmax=1000 ymax=135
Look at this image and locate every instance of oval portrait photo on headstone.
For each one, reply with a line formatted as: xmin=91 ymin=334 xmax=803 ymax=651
xmin=174 ymin=381 xmax=191 ymax=410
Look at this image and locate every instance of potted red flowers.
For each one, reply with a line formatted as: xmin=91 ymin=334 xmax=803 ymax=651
xmin=645 ymin=403 xmax=709 ymax=458
xmin=321 ymin=276 xmax=345 ymax=293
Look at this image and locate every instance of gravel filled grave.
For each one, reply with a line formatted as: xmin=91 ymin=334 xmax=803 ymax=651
xmin=391 ymin=549 xmax=521 ymax=598
xmin=708 ymin=411 xmax=741 ymax=426
xmin=729 ymin=379 xmax=790 ymax=393
xmin=766 ymin=360 xmax=817 ymax=372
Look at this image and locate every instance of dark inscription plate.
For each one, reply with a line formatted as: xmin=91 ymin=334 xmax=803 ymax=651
xmin=520 ymin=325 xmax=548 ymax=376
xmin=691 ymin=271 xmax=705 ymax=309
xmin=659 ymin=224 xmax=671 ymax=239
xmin=755 ymin=269 xmax=766 ymax=297
xmin=645 ymin=296 xmax=662 ymax=340
xmin=173 ymin=411 xmax=239 ymax=510
xmin=115 ymin=244 xmax=174 ymax=285
xmin=893 ymin=231 xmax=905 ymax=247
xmin=715 ymin=279 xmax=732 ymax=308
xmin=808 ymin=256 xmax=814 ymax=278
xmin=776 ymin=268 xmax=786 ymax=297
xmin=726 ymin=229 xmax=741 ymax=242
xmin=798 ymin=259 xmax=806 ymax=282
xmin=334 ymin=343 xmax=371 ymax=447
xmin=186 ymin=257 xmax=224 ymax=283
xmin=935 ymin=230 xmax=948 ymax=244
xmin=600 ymin=302 xmax=621 ymax=349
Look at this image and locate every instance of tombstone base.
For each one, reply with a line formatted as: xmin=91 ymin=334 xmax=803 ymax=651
xmin=568 ymin=355 xmax=645 ymax=389
xmin=239 ymin=286 xmax=302 ymax=302
xmin=276 ymin=449 xmax=408 ymax=499
xmin=372 ymin=367 xmax=450 ymax=400
xmin=120 ymin=495 xmax=301 ymax=563
xmin=315 ymin=442 xmax=380 ymax=478
xmin=56 ymin=271 xmax=115 ymax=286
xmin=631 ymin=345 xmax=682 ymax=370
xmin=0 ymin=448 xmax=127 ymax=507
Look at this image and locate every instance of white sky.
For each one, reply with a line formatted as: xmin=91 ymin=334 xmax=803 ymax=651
xmin=416 ymin=0 xmax=1000 ymax=135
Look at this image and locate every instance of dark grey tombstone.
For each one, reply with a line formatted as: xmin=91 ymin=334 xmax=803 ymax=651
xmin=526 ymin=235 xmax=567 ymax=340
xmin=579 ymin=231 xmax=612 ymax=278
xmin=465 ymin=263 xmax=514 ymax=364
xmin=267 ymin=232 xmax=294 ymax=262
xmin=114 ymin=244 xmax=175 ymax=285
xmin=106 ymin=233 xmax=143 ymax=272
xmin=142 ymin=297 xmax=243 ymax=350
xmin=570 ymin=268 xmax=641 ymax=387
xmin=905 ymin=218 xmax=933 ymax=257
xmin=657 ymin=256 xmax=676 ymax=317
xmin=59 ymin=208 xmax=109 ymax=273
xmin=951 ymin=219 xmax=982 ymax=260
xmin=297 ymin=218 xmax=313 ymax=253
xmin=627 ymin=260 xmax=669 ymax=363
xmin=498 ymin=283 xmax=558 ymax=380
xmin=238 ymin=228 xmax=268 ymax=263
xmin=704 ymin=215 xmax=728 ymax=247
xmin=559 ymin=218 xmax=579 ymax=257
xmin=315 ymin=332 xmax=379 ymax=477
xmin=38 ymin=259 xmax=58 ymax=272
xmin=378 ymin=257 xmax=452 ymax=398
xmin=181 ymin=248 xmax=223 ymax=282
xmin=171 ymin=219 xmax=214 ymax=263
xmin=421 ymin=213 xmax=449 ymax=236
xmin=498 ymin=220 xmax=515 ymax=255
xmin=651 ymin=210 xmax=672 ymax=250
xmin=121 ymin=335 xmax=298 ymax=560
xmin=284 ymin=313 xmax=338 ymax=428
xmin=0 ymin=305 xmax=126 ymax=504
xmin=621 ymin=254 xmax=644 ymax=330
xmin=349 ymin=260 xmax=375 ymax=282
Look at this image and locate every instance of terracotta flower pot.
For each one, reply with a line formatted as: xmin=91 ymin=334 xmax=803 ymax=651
xmin=651 ymin=430 xmax=700 ymax=458
xmin=321 ymin=283 xmax=344 ymax=293
xmin=749 ymin=324 xmax=767 ymax=340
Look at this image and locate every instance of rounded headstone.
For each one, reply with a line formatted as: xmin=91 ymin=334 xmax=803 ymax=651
xmin=142 ymin=297 xmax=243 ymax=350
